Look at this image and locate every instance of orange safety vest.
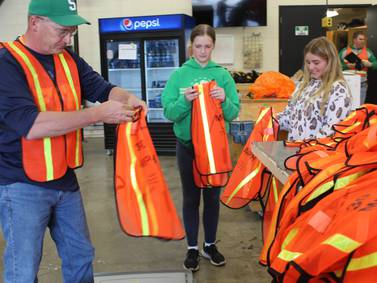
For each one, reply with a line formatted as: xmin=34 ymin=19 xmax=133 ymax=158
xmin=261 ymin=176 xmax=279 ymax=243
xmin=220 ymin=107 xmax=279 ymax=208
xmin=115 ymin=111 xmax=185 ymax=240
xmin=346 ymin=46 xmax=369 ymax=76
xmin=261 ymin=104 xmax=377 ymax=270
xmin=191 ymin=80 xmax=232 ymax=188
xmin=269 ymin=169 xmax=377 ymax=280
xmin=2 ymin=40 xmax=83 ymax=182
xmin=266 ymin=152 xmax=375 ymax=268
xmin=341 ymin=235 xmax=377 ymax=282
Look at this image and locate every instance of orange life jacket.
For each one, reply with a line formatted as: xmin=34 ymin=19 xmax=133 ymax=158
xmin=115 ymin=111 xmax=185 ymax=240
xmin=346 ymin=46 xmax=368 ymax=76
xmin=2 ymin=40 xmax=83 ymax=182
xmin=220 ymin=107 xmax=279 ymax=208
xmin=191 ymin=80 xmax=232 ymax=188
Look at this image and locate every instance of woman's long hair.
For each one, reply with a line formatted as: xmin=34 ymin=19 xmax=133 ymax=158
xmin=296 ymin=36 xmax=346 ymax=114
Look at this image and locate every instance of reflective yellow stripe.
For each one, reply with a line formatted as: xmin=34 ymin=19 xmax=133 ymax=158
xmin=8 ymin=42 xmax=54 ymax=180
xmin=322 ymin=234 xmax=361 ymax=253
xmin=9 ymin=42 xmax=47 ymax=111
xmin=278 ymin=228 xmax=301 ymax=261
xmin=334 ymin=171 xmax=367 ymax=190
xmin=282 ymin=228 xmax=299 ymax=249
xmin=43 ymin=138 xmax=54 ymax=181
xmin=256 ymin=108 xmax=269 ymax=124
xmin=277 ymin=249 xmax=302 ymax=261
xmin=126 ymin=123 xmax=149 ymax=235
xmin=343 ymin=111 xmax=356 ymax=122
xmin=342 ymin=122 xmax=361 ymax=133
xmin=198 ymin=84 xmax=216 ymax=174
xmin=369 ymin=118 xmax=377 ymax=126
xmin=58 ymin=53 xmax=81 ymax=166
xmin=347 ymin=251 xmax=377 ymax=271
xmin=305 ymin=180 xmax=334 ymax=203
xmin=272 ymin=177 xmax=278 ymax=203
xmin=144 ymin=182 xmax=159 ymax=236
xmin=225 ymin=163 xmax=261 ymax=205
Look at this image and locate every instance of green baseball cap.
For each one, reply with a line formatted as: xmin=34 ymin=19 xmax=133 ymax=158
xmin=28 ymin=0 xmax=90 ymax=26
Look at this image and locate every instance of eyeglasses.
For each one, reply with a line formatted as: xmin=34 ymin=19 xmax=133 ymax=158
xmin=55 ymin=27 xmax=78 ymax=38
xmin=36 ymin=16 xmax=78 ymax=38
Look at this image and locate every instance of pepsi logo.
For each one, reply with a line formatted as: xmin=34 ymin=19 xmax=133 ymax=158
xmin=123 ymin=18 xmax=133 ymax=30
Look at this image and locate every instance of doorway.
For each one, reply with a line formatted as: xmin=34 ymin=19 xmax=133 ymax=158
xmin=279 ymin=4 xmax=373 ymax=77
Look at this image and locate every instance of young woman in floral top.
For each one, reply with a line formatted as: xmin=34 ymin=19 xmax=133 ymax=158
xmin=277 ymin=37 xmax=352 ymax=141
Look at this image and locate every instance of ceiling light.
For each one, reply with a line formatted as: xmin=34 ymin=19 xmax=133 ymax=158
xmin=326 ymin=9 xmax=339 ymax=18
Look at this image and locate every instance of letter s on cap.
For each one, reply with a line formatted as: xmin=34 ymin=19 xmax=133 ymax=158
xmin=68 ymin=0 xmax=77 ymax=11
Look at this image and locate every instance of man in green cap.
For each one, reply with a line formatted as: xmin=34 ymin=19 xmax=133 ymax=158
xmin=0 ymin=0 xmax=146 ymax=282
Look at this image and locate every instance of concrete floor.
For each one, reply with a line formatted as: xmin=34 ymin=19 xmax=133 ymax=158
xmin=0 ymin=137 xmax=271 ymax=283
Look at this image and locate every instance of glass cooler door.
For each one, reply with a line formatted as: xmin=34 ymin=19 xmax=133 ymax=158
xmin=106 ymin=40 xmax=142 ymax=99
xmin=144 ymin=38 xmax=179 ymax=123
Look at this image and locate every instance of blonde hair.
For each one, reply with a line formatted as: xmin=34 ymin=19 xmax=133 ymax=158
xmin=297 ymin=36 xmax=345 ymax=114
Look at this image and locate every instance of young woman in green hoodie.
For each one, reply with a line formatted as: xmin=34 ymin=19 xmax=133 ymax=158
xmin=162 ymin=24 xmax=240 ymax=272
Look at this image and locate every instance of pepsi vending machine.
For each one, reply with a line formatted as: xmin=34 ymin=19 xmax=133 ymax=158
xmin=98 ymin=14 xmax=195 ymax=154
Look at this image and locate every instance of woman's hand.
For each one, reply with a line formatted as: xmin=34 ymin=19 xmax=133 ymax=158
xmin=184 ymin=87 xmax=199 ymax=102
xmin=210 ymin=86 xmax=226 ymax=102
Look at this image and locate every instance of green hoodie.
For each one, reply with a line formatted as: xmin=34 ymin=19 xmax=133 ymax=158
xmin=161 ymin=57 xmax=240 ymax=146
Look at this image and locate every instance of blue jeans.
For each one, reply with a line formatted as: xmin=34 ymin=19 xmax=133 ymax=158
xmin=0 ymin=183 xmax=95 ymax=283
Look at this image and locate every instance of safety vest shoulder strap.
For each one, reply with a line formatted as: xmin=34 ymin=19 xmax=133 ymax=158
xmin=2 ymin=41 xmax=83 ymax=182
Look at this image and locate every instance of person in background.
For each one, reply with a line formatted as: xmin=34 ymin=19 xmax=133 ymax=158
xmin=339 ymin=31 xmax=377 ymax=104
xmin=162 ymin=24 xmax=240 ymax=272
xmin=278 ymin=36 xmax=352 ymax=141
xmin=0 ymin=0 xmax=146 ymax=282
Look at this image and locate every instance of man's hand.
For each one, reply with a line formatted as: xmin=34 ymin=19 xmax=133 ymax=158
xmin=108 ymin=86 xmax=147 ymax=114
xmin=98 ymin=100 xmax=139 ymax=124
xmin=127 ymin=94 xmax=147 ymax=113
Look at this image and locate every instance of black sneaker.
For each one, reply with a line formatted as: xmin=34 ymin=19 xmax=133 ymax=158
xmin=183 ymin=249 xmax=200 ymax=272
xmin=201 ymin=244 xmax=226 ymax=266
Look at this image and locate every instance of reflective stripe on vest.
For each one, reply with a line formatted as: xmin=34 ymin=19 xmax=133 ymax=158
xmin=114 ymin=112 xmax=185 ymax=240
xmin=125 ymin=122 xmax=151 ymax=235
xmin=191 ymin=80 xmax=232 ymax=188
xmin=56 ymin=53 xmax=82 ymax=167
xmin=221 ymin=107 xmax=278 ymax=208
xmin=197 ymin=83 xmax=216 ymax=174
xmin=3 ymin=40 xmax=83 ymax=181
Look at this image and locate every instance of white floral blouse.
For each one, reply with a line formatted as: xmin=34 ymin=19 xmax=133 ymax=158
xmin=277 ymin=79 xmax=352 ymax=141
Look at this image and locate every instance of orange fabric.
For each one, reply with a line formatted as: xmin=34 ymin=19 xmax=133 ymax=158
xmin=191 ymin=80 xmax=232 ymax=188
xmin=249 ymin=71 xmax=295 ymax=99
xmin=262 ymin=176 xmax=279 ymax=243
xmin=220 ymin=107 xmax=279 ymax=208
xmin=342 ymin=236 xmax=377 ymax=282
xmin=115 ymin=112 xmax=185 ymax=240
xmin=54 ymin=52 xmax=83 ymax=168
xmin=3 ymin=41 xmax=83 ymax=182
xmin=269 ymin=170 xmax=377 ymax=279
xmin=260 ymin=104 xmax=377 ymax=278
